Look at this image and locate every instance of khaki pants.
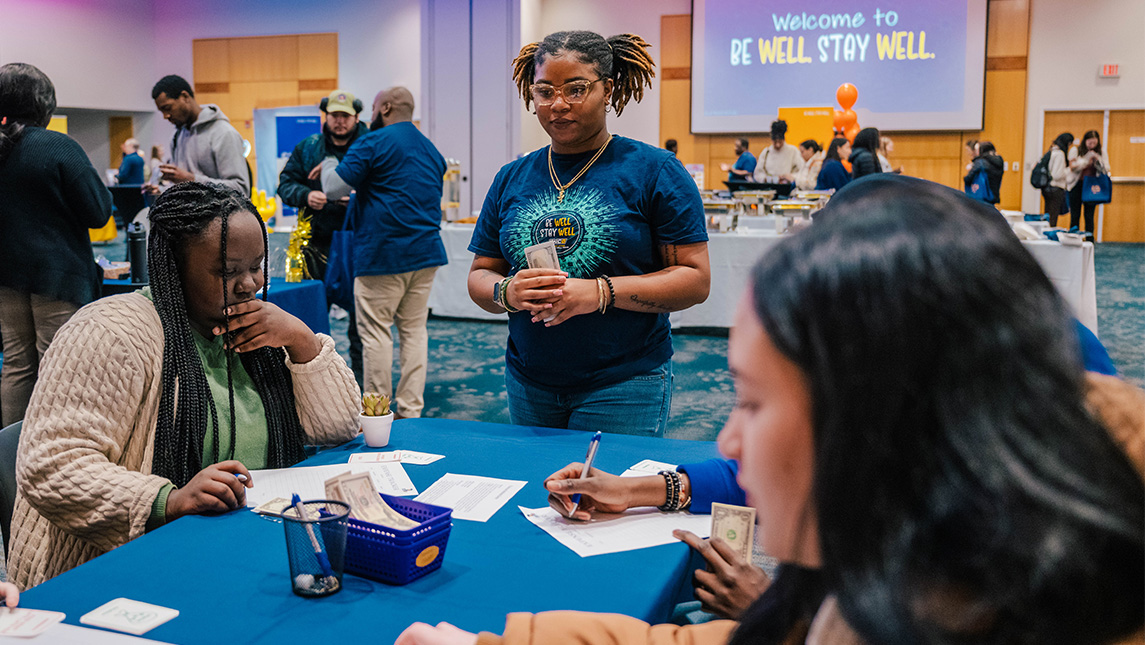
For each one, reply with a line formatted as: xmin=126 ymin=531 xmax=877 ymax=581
xmin=0 ymin=287 xmax=79 ymax=426
xmin=354 ymin=268 xmax=437 ymax=418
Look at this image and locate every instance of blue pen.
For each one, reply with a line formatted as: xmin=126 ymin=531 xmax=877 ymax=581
xmin=570 ymin=431 xmax=602 ymax=511
xmin=234 ymin=473 xmax=248 ymax=483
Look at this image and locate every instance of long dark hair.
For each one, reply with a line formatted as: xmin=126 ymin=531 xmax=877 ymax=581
xmin=825 ymin=137 xmax=848 ymax=162
xmin=1052 ymin=131 xmax=1074 ymax=153
xmin=976 ymin=140 xmax=996 ymax=157
xmin=799 ymin=139 xmax=822 ymax=154
xmin=734 ymin=175 xmax=1144 ymax=643
xmin=512 ymin=31 xmax=655 ymax=116
xmin=1079 ymin=129 xmax=1102 ymax=156
xmin=0 ymin=62 xmax=56 ymax=164
xmin=148 ymin=183 xmax=307 ymax=486
xmin=851 ymin=127 xmax=880 ymax=155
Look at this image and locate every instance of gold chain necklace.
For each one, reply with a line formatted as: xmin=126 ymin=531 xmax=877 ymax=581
xmin=548 ymin=135 xmax=614 ymax=203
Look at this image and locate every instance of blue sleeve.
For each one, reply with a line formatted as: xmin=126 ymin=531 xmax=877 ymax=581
xmin=468 ymin=167 xmax=508 ymax=260
xmin=1076 ymin=320 xmax=1116 ymax=375
xmin=735 ymin=152 xmax=757 ymax=174
xmin=649 ymin=155 xmax=708 ymax=246
xmin=335 ymin=137 xmax=371 ymax=189
xmin=677 ymin=459 xmax=744 ymax=514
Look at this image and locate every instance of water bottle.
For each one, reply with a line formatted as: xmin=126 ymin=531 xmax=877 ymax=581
xmin=127 ymin=222 xmax=148 ymax=284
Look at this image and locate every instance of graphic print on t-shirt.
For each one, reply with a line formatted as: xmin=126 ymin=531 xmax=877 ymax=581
xmin=505 ymin=185 xmax=619 ymax=279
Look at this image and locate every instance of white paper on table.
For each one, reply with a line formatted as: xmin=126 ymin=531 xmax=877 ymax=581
xmin=619 ymin=459 xmax=677 ymax=478
xmin=0 ymin=607 xmax=65 ymax=637
xmin=348 ymin=450 xmax=444 ymax=466
xmin=245 ymin=462 xmax=417 ymax=508
xmin=414 ymin=473 xmax=526 ymax=522
xmin=0 ymin=623 xmax=175 ymax=644
xmin=80 ymin=598 xmax=178 ymax=636
xmin=519 ymin=506 xmax=711 ymax=557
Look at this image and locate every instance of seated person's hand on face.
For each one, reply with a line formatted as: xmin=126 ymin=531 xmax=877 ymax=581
xmin=213 ymin=300 xmax=322 ymax=363
xmin=395 ymin=621 xmax=477 ymax=645
xmin=673 ymin=529 xmax=771 ymax=620
xmin=166 ymin=460 xmax=253 ymax=520
xmin=543 ymin=463 xmax=634 ymax=521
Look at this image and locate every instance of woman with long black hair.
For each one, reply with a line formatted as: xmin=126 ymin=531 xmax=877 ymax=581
xmin=847 ymin=127 xmax=882 ymax=180
xmin=1042 ymin=131 xmax=1074 ymax=226
xmin=9 ymin=182 xmax=360 ymax=589
xmin=1068 ymin=130 xmax=1111 ymax=234
xmin=398 ymin=175 xmax=1143 ymax=645
xmin=815 ymin=137 xmax=851 ymax=191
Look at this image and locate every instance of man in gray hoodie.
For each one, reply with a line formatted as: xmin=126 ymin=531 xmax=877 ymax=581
xmin=149 ymin=75 xmax=249 ymax=196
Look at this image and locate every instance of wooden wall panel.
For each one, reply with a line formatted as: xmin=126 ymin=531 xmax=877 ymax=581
xmin=298 ymin=33 xmax=338 ymax=80
xmin=1042 ymin=111 xmax=1103 ymax=149
xmin=660 ymin=16 xmax=692 ymax=69
xmin=192 ymin=39 xmax=230 ymax=84
xmin=229 ymin=36 xmax=299 ymax=82
xmin=108 ymin=116 xmax=133 ymax=168
xmin=1102 ymin=184 xmax=1144 ymax=242
xmin=986 ymin=0 xmax=1029 ymax=58
xmin=1104 ymin=109 xmax=1144 ymax=242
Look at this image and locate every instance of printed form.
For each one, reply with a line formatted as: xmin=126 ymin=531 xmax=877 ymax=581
xmin=520 ymin=506 xmax=711 ymax=557
xmin=244 ymin=462 xmax=417 ymax=507
xmin=414 ymin=473 xmax=527 ymax=521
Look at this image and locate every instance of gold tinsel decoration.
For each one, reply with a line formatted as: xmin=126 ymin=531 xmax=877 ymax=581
xmin=285 ymin=211 xmax=314 ymax=282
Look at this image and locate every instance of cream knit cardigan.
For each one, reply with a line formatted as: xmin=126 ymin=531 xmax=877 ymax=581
xmin=9 ymin=292 xmax=360 ymax=589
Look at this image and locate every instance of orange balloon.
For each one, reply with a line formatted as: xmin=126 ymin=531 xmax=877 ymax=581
xmin=845 ymin=123 xmax=861 ymax=142
xmin=833 ymin=109 xmax=846 ymax=130
xmin=840 ymin=109 xmax=857 ymax=129
xmin=836 ymin=83 xmax=858 ymax=110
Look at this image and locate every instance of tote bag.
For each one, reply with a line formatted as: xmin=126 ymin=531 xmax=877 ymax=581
xmin=965 ymin=168 xmax=995 ymax=203
xmin=324 ymin=197 xmax=357 ymax=311
xmin=1081 ymin=174 xmax=1112 ymax=204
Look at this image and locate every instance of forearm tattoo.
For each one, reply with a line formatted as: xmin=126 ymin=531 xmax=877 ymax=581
xmin=629 ymin=294 xmax=672 ymax=312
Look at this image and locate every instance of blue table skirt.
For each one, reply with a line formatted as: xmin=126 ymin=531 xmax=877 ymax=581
xmin=20 ymin=418 xmax=720 ymax=644
xmin=101 ymin=277 xmax=329 ymax=335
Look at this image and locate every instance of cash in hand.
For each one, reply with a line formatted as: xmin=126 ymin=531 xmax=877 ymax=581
xmin=710 ymin=502 xmax=756 ymax=563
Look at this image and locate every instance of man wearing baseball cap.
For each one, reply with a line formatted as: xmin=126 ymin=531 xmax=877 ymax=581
xmin=277 ymin=89 xmax=369 ymax=383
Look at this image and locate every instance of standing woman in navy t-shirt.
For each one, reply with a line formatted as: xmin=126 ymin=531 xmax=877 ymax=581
xmin=467 ymin=31 xmax=711 ymax=437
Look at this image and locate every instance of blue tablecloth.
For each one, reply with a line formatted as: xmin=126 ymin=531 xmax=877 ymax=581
xmin=19 ymin=418 xmax=720 ymax=643
xmin=101 ymin=277 xmax=330 ymax=335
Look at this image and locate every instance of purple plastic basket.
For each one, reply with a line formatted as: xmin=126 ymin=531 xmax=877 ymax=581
xmin=344 ymin=494 xmax=452 ymax=585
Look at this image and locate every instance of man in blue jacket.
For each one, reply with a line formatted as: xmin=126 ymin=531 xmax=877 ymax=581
xmin=336 ymin=87 xmax=447 ymax=418
xmin=278 ymin=89 xmax=369 ymax=382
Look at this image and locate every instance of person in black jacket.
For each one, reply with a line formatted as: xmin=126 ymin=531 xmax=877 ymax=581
xmin=848 ymin=127 xmax=882 ymax=180
xmin=963 ymin=140 xmax=1004 ymax=205
xmin=0 ymin=63 xmax=112 ymax=425
xmin=277 ymin=89 xmax=368 ymax=384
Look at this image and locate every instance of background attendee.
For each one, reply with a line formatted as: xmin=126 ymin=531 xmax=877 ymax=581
xmin=467 ymin=31 xmax=710 ymax=437
xmin=9 ymin=183 xmax=360 ymax=589
xmin=1068 ymin=129 xmax=1111 ymax=234
xmin=336 ymin=87 xmax=446 ymax=418
xmin=848 ymin=127 xmax=882 ymax=180
xmin=1043 ymin=131 xmax=1073 ymax=226
xmin=720 ymin=138 xmax=755 ymax=183
xmin=815 ymin=137 xmax=851 ymax=191
xmin=877 ymin=135 xmax=902 ymax=174
xmin=149 ymin=75 xmax=249 ymax=195
xmin=793 ymin=139 xmax=823 ymax=190
xmin=277 ymin=89 xmax=368 ymax=383
xmin=398 ymin=174 xmax=1145 ymax=645
xmin=664 ymin=138 xmax=677 ymax=156
xmin=752 ymin=120 xmax=800 ymax=183
xmin=147 ymin=144 xmax=165 ymax=186
xmin=0 ymin=62 xmax=111 ymax=426
xmin=116 ymin=137 xmax=144 ymax=184
xmin=963 ymin=140 xmax=1004 ymax=205
xmin=964 ymin=138 xmax=979 ymax=172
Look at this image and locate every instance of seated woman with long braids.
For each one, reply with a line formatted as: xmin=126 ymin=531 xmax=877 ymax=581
xmin=398 ymin=175 xmax=1143 ymax=645
xmin=9 ymin=183 xmax=360 ymax=589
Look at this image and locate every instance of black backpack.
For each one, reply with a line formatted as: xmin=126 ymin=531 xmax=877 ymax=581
xmin=1030 ymin=150 xmax=1053 ymax=189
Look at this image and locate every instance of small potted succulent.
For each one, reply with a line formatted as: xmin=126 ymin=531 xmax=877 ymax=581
xmin=360 ymin=392 xmax=394 ymax=448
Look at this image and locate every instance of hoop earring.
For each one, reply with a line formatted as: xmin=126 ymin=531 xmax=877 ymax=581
xmin=605 ymin=104 xmax=613 ymax=114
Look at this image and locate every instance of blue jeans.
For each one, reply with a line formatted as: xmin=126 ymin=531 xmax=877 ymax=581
xmin=505 ymin=361 xmax=673 ymax=437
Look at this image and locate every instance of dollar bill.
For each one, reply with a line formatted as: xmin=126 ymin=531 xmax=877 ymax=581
xmin=523 ymin=240 xmax=561 ymax=270
xmin=252 ymin=497 xmax=292 ymax=517
xmin=336 ymin=473 xmax=420 ymax=530
xmin=710 ymin=502 xmax=756 ymax=564
xmin=324 ymin=475 xmax=348 ymax=504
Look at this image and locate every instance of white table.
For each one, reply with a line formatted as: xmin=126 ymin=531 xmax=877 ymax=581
xmin=430 ymin=224 xmax=1098 ymax=334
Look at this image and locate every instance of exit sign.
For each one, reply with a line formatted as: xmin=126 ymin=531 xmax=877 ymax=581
xmin=1100 ymin=64 xmax=1120 ymax=78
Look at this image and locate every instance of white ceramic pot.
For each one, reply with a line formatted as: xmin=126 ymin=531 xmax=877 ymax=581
xmin=360 ymin=413 xmax=394 ymax=448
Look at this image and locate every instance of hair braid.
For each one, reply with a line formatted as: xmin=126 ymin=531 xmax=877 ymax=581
xmin=511 ymin=31 xmax=655 ymax=116
xmin=149 ymin=183 xmax=306 ymax=487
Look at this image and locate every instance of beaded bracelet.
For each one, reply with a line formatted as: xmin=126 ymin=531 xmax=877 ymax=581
xmin=657 ymin=470 xmax=682 ymax=512
xmin=497 ymin=276 xmax=519 ymax=313
xmin=601 ymin=275 xmax=616 ymax=309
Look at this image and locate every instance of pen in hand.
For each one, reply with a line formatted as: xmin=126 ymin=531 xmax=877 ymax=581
xmin=569 ymin=431 xmax=602 ymax=518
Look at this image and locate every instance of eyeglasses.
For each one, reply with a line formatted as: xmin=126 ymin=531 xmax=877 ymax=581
xmin=529 ymin=79 xmax=604 ymax=106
